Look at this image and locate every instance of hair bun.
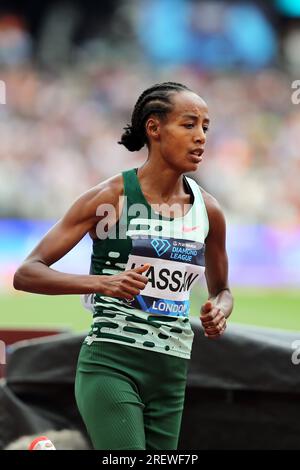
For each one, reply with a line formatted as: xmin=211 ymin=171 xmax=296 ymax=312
xmin=118 ymin=125 xmax=145 ymax=152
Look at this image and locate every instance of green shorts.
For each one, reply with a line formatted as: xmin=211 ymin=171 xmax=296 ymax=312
xmin=75 ymin=341 xmax=189 ymax=450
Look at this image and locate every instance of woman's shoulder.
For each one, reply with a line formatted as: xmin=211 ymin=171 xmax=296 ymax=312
xmin=96 ymin=172 xmax=124 ymax=194
xmin=66 ymin=173 xmax=124 ymax=239
xmin=198 ymin=186 xmax=225 ymax=226
xmin=85 ymin=173 xmax=124 ymax=207
xmin=67 ymin=173 xmax=124 ymax=225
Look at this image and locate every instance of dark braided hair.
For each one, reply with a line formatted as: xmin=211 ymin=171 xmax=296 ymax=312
xmin=118 ymin=82 xmax=190 ymax=152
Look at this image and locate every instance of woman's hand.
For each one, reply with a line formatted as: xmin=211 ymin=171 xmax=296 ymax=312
xmin=101 ymin=264 xmax=150 ymax=300
xmin=200 ymin=300 xmax=227 ymax=339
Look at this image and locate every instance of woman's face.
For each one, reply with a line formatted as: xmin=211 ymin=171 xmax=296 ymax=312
xmin=153 ymin=90 xmax=210 ymax=172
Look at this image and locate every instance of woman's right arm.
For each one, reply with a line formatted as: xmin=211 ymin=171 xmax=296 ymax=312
xmin=13 ymin=176 xmax=149 ymax=298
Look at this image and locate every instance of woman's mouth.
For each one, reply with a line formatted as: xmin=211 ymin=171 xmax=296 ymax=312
xmin=188 ymin=149 xmax=203 ymax=162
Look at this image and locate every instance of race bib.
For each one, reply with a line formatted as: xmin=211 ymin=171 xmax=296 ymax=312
xmin=125 ymin=236 xmax=205 ymax=317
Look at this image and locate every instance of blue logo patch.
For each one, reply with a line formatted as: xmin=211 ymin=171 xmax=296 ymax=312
xmin=151 ymin=238 xmax=171 ymax=257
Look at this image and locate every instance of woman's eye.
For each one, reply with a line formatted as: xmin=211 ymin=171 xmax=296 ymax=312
xmin=184 ymin=123 xmax=194 ymax=129
xmin=203 ymin=127 xmax=209 ymax=133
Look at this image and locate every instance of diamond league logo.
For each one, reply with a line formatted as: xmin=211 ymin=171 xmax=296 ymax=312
xmin=151 ymin=238 xmax=171 ymax=257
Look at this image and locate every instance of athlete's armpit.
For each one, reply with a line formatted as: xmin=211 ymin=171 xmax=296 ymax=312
xmin=201 ymin=191 xmax=229 ymax=298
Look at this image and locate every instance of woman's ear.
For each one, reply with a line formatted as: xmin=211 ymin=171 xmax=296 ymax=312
xmin=145 ymin=117 xmax=160 ymax=141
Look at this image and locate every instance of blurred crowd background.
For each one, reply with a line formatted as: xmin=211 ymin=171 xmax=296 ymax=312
xmin=0 ymin=0 xmax=300 ymax=297
xmin=0 ymin=0 xmax=300 ymax=224
xmin=1 ymin=2 xmax=300 ymax=451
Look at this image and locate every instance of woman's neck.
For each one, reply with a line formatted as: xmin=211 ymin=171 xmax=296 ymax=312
xmin=137 ymin=159 xmax=185 ymax=202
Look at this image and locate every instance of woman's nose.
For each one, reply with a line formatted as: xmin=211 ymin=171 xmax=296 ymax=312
xmin=194 ymin=129 xmax=206 ymax=144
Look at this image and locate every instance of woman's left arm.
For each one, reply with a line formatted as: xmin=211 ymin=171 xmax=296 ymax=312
xmin=200 ymin=191 xmax=234 ymax=339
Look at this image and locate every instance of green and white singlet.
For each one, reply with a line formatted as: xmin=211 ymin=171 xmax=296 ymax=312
xmin=82 ymin=168 xmax=209 ymax=359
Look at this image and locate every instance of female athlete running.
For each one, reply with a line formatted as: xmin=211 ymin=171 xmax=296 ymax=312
xmin=14 ymin=82 xmax=233 ymax=450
